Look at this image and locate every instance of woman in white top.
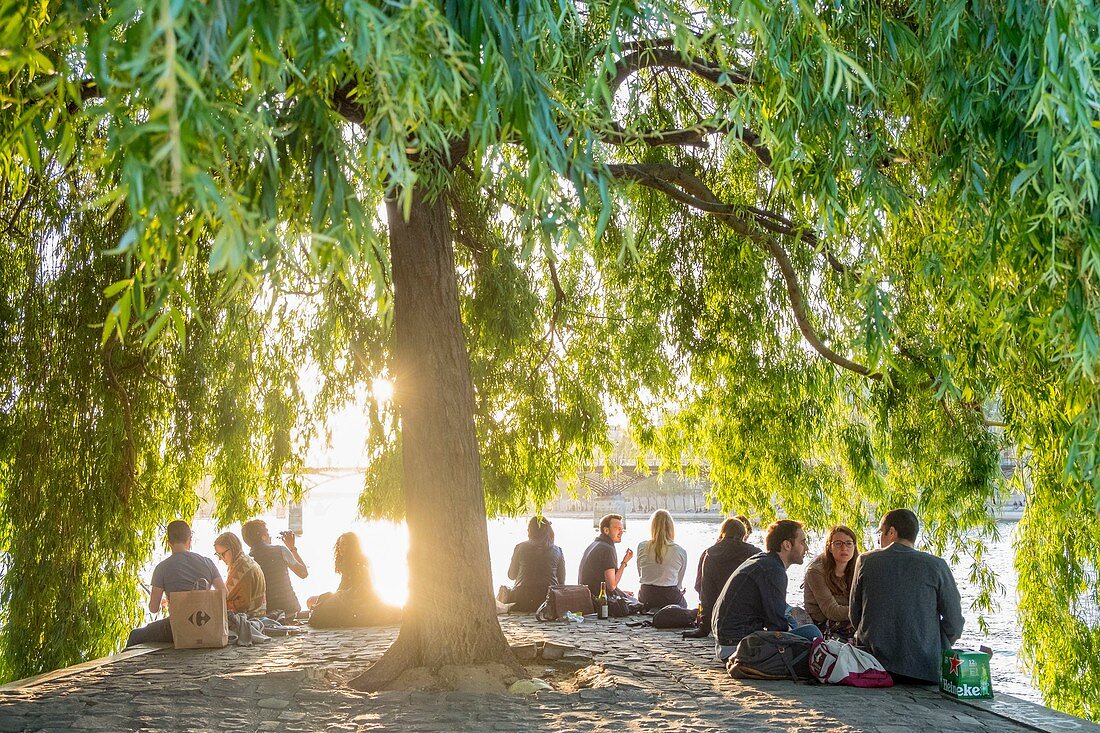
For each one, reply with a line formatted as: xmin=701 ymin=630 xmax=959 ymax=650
xmin=635 ymin=510 xmax=689 ymax=610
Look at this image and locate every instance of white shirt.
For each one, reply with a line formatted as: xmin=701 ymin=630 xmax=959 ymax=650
xmin=636 ymin=540 xmax=688 ymax=587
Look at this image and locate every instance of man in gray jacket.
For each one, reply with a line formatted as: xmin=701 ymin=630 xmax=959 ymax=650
xmin=850 ymin=508 xmax=965 ymax=683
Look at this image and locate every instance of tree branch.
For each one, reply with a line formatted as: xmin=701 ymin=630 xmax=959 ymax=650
xmin=599 ymin=47 xmax=771 ymax=165
xmin=608 ymin=163 xmax=879 ymax=380
xmin=609 ymin=48 xmax=756 ymax=97
xmin=331 ymin=82 xmax=365 ymax=125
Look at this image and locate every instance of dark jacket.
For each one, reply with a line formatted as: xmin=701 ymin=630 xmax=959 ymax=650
xmin=712 ymin=551 xmax=789 ymax=645
xmin=850 ymin=543 xmax=964 ymax=682
xmin=697 ymin=539 xmax=762 ymax=630
xmin=506 ymin=541 xmax=566 ymax=611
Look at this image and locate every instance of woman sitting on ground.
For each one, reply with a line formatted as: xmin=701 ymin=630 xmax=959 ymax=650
xmin=307 ymin=531 xmax=401 ymax=628
xmin=214 ymin=531 xmax=267 ymax=617
xmin=803 ymin=524 xmax=859 ymax=640
xmin=497 ymin=516 xmax=566 ymax=612
xmin=693 ymin=515 xmax=752 ymax=608
xmin=692 ymin=516 xmax=760 ymax=634
xmin=636 ymin=510 xmax=688 ymax=610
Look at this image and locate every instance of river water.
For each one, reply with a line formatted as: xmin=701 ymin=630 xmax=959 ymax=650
xmin=182 ymin=480 xmax=1039 ymax=703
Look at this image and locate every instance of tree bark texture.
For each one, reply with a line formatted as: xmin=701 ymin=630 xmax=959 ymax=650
xmin=350 ymin=182 xmax=515 ymax=690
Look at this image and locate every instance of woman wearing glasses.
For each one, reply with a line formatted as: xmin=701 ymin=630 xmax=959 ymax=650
xmin=802 ymin=525 xmax=859 ymax=640
xmin=214 ymin=531 xmax=268 ymax=617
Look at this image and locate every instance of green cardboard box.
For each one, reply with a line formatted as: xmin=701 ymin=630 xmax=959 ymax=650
xmin=940 ymin=649 xmax=993 ymax=699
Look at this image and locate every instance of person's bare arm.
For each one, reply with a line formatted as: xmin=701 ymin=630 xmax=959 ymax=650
xmin=602 ymin=567 xmax=618 ymax=590
xmin=604 ymin=548 xmax=635 ymax=591
xmin=147 ymin=586 xmax=165 ymax=614
xmin=281 ymin=534 xmax=309 ymax=578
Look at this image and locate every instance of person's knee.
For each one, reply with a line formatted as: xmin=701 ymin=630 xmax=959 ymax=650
xmin=791 ymin=623 xmax=823 ymax=641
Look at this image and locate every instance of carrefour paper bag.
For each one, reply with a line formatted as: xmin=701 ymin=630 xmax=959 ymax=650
xmin=169 ymin=587 xmax=228 ymax=649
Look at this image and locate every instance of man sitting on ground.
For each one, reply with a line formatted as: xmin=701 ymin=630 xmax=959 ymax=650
xmin=126 ymin=520 xmax=226 ymax=647
xmin=850 ymin=508 xmax=964 ymax=683
xmin=711 ymin=519 xmax=821 ymax=660
xmin=578 ymin=513 xmax=634 ymax=598
xmin=241 ymin=519 xmax=307 ymax=617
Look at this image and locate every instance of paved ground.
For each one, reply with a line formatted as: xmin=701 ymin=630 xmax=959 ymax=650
xmin=0 ymin=615 xmax=1094 ymax=732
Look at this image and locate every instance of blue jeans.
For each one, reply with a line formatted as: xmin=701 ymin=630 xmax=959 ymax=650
xmin=788 ymin=622 xmax=823 ymax=640
xmin=126 ymin=618 xmax=173 ymax=647
xmin=715 ymin=642 xmax=738 ymax=661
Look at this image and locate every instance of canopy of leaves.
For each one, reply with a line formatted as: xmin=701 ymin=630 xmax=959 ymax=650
xmin=1 ymin=0 xmax=1098 ymax=717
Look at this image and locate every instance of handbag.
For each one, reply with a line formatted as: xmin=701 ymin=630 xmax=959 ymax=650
xmin=810 ymin=638 xmax=894 ymax=687
xmin=535 ymin=585 xmax=594 ymax=621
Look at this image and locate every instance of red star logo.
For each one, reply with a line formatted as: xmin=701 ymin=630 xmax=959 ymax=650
xmin=949 ymin=654 xmax=962 ymax=674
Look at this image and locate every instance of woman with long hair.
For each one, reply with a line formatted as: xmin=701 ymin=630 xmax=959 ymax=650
xmin=636 ymin=510 xmax=688 ymax=610
xmin=497 ymin=516 xmax=566 ymax=612
xmin=308 ymin=532 xmax=401 ymax=628
xmin=803 ymin=525 xmax=859 ymax=640
xmin=214 ymin=531 xmax=267 ymax=617
xmin=690 ymin=515 xmax=762 ymax=635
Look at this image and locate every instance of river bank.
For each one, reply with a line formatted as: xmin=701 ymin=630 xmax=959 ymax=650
xmin=2 ymin=615 xmax=1094 ymax=733
xmin=184 ymin=509 xmax=1036 ymax=704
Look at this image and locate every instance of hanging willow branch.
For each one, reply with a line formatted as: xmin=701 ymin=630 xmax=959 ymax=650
xmin=607 ymin=162 xmax=878 ymax=379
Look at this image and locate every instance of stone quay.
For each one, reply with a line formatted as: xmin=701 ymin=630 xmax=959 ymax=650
xmin=1 ymin=615 xmax=1096 ymax=732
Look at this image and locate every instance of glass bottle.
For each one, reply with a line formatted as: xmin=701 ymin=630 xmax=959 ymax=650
xmin=597 ymin=581 xmax=608 ymax=619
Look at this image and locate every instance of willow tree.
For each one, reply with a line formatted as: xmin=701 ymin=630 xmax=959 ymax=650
xmin=3 ymin=0 xmax=1100 ymax=715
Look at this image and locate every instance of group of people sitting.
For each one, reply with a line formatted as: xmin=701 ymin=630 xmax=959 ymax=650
xmin=498 ymin=507 xmax=964 ymax=684
xmin=126 ymin=519 xmax=399 ymax=647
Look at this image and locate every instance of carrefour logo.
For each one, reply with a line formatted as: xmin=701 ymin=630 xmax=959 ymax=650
xmin=188 ymin=610 xmax=211 ymax=627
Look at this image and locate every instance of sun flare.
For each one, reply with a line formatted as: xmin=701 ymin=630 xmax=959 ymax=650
xmin=372 ymin=377 xmax=394 ymax=404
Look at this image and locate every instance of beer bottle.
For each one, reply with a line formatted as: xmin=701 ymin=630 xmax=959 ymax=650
xmin=597 ymin=582 xmax=609 ymax=619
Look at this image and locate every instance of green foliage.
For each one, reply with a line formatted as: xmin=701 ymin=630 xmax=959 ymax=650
xmin=1 ymin=0 xmax=1099 ymax=717
xmin=0 ymin=168 xmax=308 ymax=679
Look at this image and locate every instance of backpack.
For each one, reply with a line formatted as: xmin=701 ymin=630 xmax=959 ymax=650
xmin=809 ymin=638 xmax=894 ymax=688
xmin=726 ymin=631 xmax=814 ymax=680
xmin=651 ymin=604 xmax=697 ymax=629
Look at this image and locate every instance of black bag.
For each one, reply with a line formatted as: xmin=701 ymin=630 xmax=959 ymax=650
xmin=607 ymin=592 xmax=645 ymax=617
xmin=726 ymin=631 xmax=814 ymax=680
xmin=535 ymin=585 xmax=595 ymax=621
xmin=651 ymin=604 xmax=697 ymax=629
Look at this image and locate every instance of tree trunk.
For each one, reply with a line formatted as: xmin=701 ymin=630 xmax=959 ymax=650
xmin=349 ymin=178 xmax=515 ymax=691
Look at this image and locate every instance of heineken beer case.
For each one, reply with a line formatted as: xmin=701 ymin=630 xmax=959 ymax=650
xmin=940 ymin=649 xmax=993 ymax=700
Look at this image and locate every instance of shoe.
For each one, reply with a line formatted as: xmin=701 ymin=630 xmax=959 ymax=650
xmin=496 ymin=585 xmax=510 ymax=604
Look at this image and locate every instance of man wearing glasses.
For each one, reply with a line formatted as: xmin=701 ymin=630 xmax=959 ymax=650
xmin=850 ymin=508 xmax=965 ymax=683
xmin=126 ymin=520 xmax=226 ymax=647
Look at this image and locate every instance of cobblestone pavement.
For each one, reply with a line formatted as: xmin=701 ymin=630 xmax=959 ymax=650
xmin=0 ymin=615 xmax=1093 ymax=732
